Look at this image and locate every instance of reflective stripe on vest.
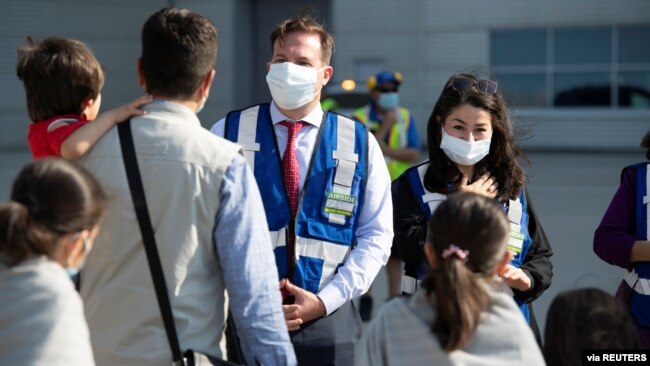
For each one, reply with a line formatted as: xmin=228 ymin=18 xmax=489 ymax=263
xmin=225 ymin=104 xmax=368 ymax=293
xmin=401 ymin=275 xmax=421 ymax=295
xmin=330 ymin=116 xmax=358 ymax=225
xmin=625 ymin=268 xmax=650 ymax=296
xmin=417 ymin=163 xmax=446 ymax=214
xmin=237 ymin=105 xmax=262 ymax=168
xmin=274 ymin=235 xmax=351 ymax=291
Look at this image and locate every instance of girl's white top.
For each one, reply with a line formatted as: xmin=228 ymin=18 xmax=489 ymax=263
xmin=0 ymin=256 xmax=95 ymax=365
xmin=356 ymin=285 xmax=545 ymax=366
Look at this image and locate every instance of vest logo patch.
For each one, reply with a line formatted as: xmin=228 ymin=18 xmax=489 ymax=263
xmin=324 ymin=192 xmax=356 ymax=216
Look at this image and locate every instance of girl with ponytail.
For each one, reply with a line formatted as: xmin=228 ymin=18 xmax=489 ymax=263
xmin=357 ymin=192 xmax=545 ymax=365
xmin=0 ymin=158 xmax=106 ymax=365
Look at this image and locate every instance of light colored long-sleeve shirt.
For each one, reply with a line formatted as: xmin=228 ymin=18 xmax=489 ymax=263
xmin=216 ymin=153 xmax=297 ymax=365
xmin=211 ymin=101 xmax=393 ymax=315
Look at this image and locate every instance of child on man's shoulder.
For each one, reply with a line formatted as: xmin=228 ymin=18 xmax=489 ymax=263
xmin=17 ymin=36 xmax=151 ymax=160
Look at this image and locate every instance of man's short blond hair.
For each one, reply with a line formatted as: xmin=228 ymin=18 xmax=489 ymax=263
xmin=270 ymin=14 xmax=334 ymax=65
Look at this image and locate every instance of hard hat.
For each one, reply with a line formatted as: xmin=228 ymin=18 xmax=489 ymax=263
xmin=367 ymin=71 xmax=403 ymax=91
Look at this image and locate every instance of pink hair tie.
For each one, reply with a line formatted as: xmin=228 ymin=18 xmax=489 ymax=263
xmin=441 ymin=244 xmax=469 ymax=262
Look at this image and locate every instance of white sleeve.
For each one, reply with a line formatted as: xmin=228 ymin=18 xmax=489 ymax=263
xmin=317 ymin=131 xmax=393 ymax=314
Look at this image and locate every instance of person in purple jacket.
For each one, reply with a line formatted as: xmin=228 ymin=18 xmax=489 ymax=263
xmin=594 ymin=130 xmax=650 ymax=347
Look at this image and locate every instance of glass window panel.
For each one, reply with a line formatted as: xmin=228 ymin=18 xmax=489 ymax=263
xmin=495 ymin=73 xmax=546 ymax=107
xmin=618 ymin=71 xmax=650 ymax=108
xmin=554 ymin=72 xmax=611 ymax=106
xmin=619 ymin=26 xmax=650 ymax=64
xmin=491 ymin=30 xmax=546 ymax=66
xmin=555 ymin=28 xmax=611 ymax=65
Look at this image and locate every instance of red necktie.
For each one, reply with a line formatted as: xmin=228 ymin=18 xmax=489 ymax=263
xmin=279 ymin=121 xmax=306 ymax=297
xmin=280 ymin=121 xmax=307 ymax=217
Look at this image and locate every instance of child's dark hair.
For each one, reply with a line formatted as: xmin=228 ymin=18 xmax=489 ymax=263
xmin=16 ymin=36 xmax=104 ymax=122
xmin=421 ymin=191 xmax=509 ymax=351
xmin=0 ymin=159 xmax=107 ymax=266
xmin=544 ymin=288 xmax=641 ymax=366
xmin=140 ymin=7 xmax=217 ymax=99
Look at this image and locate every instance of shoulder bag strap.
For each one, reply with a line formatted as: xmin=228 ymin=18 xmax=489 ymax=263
xmin=117 ymin=121 xmax=185 ymax=365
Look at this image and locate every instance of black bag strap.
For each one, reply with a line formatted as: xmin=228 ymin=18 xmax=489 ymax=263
xmin=117 ymin=121 xmax=184 ymax=365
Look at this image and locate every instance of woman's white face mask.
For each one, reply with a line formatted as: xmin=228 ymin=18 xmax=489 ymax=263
xmin=266 ymin=62 xmax=322 ymax=110
xmin=440 ymin=128 xmax=492 ymax=166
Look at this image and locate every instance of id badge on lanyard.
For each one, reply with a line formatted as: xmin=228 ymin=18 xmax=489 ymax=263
xmin=324 ymin=192 xmax=357 ymax=216
xmin=508 ymin=229 xmax=525 ymax=254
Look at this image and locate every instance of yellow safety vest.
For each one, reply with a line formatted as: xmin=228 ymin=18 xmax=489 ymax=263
xmin=353 ymin=105 xmax=412 ymax=180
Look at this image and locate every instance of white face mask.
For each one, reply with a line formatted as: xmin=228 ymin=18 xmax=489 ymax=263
xmin=266 ymin=62 xmax=321 ymax=110
xmin=440 ymin=128 xmax=491 ymax=166
xmin=378 ymin=92 xmax=399 ymax=109
xmin=66 ymin=236 xmax=91 ymax=279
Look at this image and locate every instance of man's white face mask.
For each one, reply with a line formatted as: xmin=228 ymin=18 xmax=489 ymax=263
xmin=266 ymin=62 xmax=322 ymax=110
xmin=440 ymin=128 xmax=492 ymax=166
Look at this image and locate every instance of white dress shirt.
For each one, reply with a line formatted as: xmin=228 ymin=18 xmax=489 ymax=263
xmin=210 ymin=101 xmax=393 ymax=314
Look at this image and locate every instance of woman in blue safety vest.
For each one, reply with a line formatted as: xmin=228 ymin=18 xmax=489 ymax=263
xmin=392 ymin=73 xmax=553 ymax=343
xmin=594 ymin=130 xmax=650 ymax=347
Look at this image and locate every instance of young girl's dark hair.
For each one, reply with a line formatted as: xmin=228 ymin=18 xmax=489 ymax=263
xmin=0 ymin=158 xmax=106 ymax=266
xmin=421 ymin=191 xmax=510 ymax=351
xmin=544 ymin=288 xmax=641 ymax=366
xmin=424 ymin=73 xmax=526 ymax=200
xmin=16 ymin=36 xmax=105 ymax=122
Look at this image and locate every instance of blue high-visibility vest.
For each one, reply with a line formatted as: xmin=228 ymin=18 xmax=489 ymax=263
xmin=224 ymin=103 xmax=368 ymax=293
xmin=403 ymin=161 xmax=533 ymax=322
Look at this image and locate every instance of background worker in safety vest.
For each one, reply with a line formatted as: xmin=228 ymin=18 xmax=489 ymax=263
xmin=353 ymin=71 xmax=421 ymax=319
xmin=353 ymin=71 xmax=422 ymax=181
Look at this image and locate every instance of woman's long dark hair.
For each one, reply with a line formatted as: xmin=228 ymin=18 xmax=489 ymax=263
xmin=0 ymin=158 xmax=106 ymax=266
xmin=421 ymin=192 xmax=510 ymax=351
xmin=424 ymin=73 xmax=526 ymax=200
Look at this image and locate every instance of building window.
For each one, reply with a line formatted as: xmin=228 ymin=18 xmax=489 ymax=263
xmin=490 ymin=25 xmax=650 ymax=109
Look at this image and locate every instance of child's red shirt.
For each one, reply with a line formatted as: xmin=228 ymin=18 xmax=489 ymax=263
xmin=27 ymin=115 xmax=89 ymax=159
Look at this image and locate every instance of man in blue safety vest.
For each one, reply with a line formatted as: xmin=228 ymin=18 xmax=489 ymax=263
xmin=210 ymin=14 xmax=393 ymax=366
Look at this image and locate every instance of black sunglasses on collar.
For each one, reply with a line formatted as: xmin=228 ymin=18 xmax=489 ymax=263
xmin=447 ymin=76 xmax=498 ymax=95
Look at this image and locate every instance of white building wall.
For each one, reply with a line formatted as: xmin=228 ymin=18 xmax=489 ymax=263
xmin=0 ymin=1 xmax=647 ymax=150
xmin=333 ymin=0 xmax=650 ymax=150
xmin=178 ymin=0 xmax=238 ymax=122
xmin=0 ymin=1 xmax=163 ymax=149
